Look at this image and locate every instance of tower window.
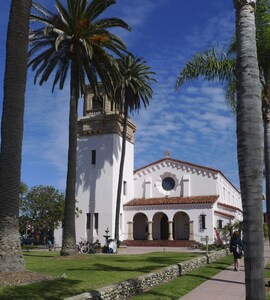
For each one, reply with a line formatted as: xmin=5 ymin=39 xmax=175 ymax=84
xmin=86 ymin=213 xmax=91 ymax=229
xmin=91 ymin=150 xmax=96 ymax=165
xmin=123 ymin=181 xmax=127 ymax=195
xmin=94 ymin=213 xmax=99 ymax=229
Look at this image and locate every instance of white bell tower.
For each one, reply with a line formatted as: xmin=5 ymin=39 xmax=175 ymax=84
xmin=75 ymin=85 xmax=136 ymax=244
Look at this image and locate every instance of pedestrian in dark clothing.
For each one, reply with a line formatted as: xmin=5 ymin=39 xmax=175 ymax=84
xmin=230 ymin=230 xmax=243 ymax=271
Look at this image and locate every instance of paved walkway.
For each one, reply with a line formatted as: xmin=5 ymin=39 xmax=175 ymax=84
xmin=179 ymin=241 xmax=270 ymax=300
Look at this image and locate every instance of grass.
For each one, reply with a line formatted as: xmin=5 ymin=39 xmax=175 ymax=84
xmin=130 ymin=255 xmax=233 ymax=300
xmin=265 ymin=261 xmax=270 ymax=300
xmin=0 ymin=251 xmax=200 ymax=300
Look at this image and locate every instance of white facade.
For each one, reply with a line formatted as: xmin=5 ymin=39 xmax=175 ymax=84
xmin=123 ymin=158 xmax=242 ymax=245
xmin=75 ymin=132 xmax=134 ymax=244
xmin=54 ymin=87 xmax=242 ymax=247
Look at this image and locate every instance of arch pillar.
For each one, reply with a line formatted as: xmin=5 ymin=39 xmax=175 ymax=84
xmin=189 ymin=220 xmax=194 ymax=240
xmin=127 ymin=221 xmax=134 ymax=240
xmin=147 ymin=221 xmax=153 ymax=240
xmin=168 ymin=220 xmax=174 ymax=241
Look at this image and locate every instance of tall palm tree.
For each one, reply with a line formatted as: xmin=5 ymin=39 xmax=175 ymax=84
xmin=176 ymin=0 xmax=270 ymax=245
xmin=176 ymin=0 xmax=265 ymax=297
xmin=0 ymin=0 xmax=32 ymax=272
xmin=234 ymin=1 xmax=265 ymax=297
xmin=29 ymin=0 xmax=130 ymax=256
xmin=113 ymin=56 xmax=156 ymax=241
xmin=180 ymin=1 xmax=270 ymax=224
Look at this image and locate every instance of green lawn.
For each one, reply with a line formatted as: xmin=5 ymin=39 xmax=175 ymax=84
xmin=265 ymin=261 xmax=270 ymax=300
xmin=131 ymin=255 xmax=233 ymax=299
xmin=0 ymin=251 xmax=200 ymax=300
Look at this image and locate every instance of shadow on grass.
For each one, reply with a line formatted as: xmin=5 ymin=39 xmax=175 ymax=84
xmin=0 ymin=278 xmax=82 ymax=300
xmin=67 ymin=263 xmax=162 ymax=274
xmin=23 ymin=253 xmax=56 ymax=258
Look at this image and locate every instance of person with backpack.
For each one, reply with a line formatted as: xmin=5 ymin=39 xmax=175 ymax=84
xmin=230 ymin=230 xmax=244 ymax=271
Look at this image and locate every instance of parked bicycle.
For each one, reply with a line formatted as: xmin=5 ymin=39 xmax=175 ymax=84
xmin=77 ymin=239 xmax=100 ymax=254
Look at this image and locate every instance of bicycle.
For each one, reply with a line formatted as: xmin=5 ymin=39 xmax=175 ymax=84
xmin=77 ymin=239 xmax=97 ymax=254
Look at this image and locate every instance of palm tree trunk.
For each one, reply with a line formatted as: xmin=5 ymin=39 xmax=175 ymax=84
xmin=0 ymin=0 xmax=31 ymax=272
xmin=60 ymin=61 xmax=79 ymax=256
xmin=234 ymin=0 xmax=266 ymax=298
xmin=114 ymin=102 xmax=128 ymax=241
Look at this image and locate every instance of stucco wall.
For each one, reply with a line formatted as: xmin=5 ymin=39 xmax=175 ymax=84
xmin=76 ymin=134 xmax=134 ymax=245
xmin=133 ymin=160 xmax=218 ymax=199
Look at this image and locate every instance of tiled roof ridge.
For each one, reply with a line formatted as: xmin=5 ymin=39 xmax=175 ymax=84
xmin=214 ymin=210 xmax=235 ymax=219
xmin=217 ymin=202 xmax=242 ymax=212
xmin=124 ymin=195 xmax=219 ymax=207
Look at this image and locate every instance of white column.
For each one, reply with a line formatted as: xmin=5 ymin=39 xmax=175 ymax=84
xmin=189 ymin=221 xmax=194 ymax=240
xmin=168 ymin=221 xmax=174 ymax=241
xmin=147 ymin=221 xmax=153 ymax=240
xmin=127 ymin=221 xmax=134 ymax=240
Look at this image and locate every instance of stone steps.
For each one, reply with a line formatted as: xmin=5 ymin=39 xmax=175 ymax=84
xmin=122 ymin=240 xmax=198 ymax=247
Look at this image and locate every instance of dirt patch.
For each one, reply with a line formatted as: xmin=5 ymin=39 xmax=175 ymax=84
xmin=0 ymin=271 xmax=54 ymax=287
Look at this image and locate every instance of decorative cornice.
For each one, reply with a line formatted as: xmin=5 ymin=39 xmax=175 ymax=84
xmin=124 ymin=203 xmax=213 ymax=211
xmin=134 ymin=157 xmax=219 ymax=175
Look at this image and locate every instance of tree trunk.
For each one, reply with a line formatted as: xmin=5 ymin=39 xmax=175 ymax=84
xmin=60 ymin=61 xmax=79 ymax=256
xmin=0 ymin=0 xmax=31 ymax=272
xmin=234 ymin=0 xmax=266 ymax=299
xmin=114 ymin=102 xmax=128 ymax=241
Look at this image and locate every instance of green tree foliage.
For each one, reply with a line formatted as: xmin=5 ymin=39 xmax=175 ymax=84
xmin=19 ymin=185 xmax=65 ymax=237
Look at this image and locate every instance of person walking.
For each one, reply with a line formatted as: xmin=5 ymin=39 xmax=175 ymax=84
xmin=230 ymin=230 xmax=244 ymax=271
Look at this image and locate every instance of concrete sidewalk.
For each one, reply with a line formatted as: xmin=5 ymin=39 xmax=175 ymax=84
xmin=179 ymin=241 xmax=270 ymax=300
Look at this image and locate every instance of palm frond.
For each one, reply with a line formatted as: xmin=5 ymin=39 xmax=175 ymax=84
xmin=175 ymin=47 xmax=235 ymax=91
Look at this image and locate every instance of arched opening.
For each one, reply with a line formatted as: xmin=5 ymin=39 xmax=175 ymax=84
xmin=133 ymin=213 xmax=148 ymax=240
xmin=153 ymin=212 xmax=169 ymax=240
xmin=173 ymin=211 xmax=190 ymax=240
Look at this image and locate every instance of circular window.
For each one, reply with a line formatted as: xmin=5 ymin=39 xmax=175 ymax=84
xmin=162 ymin=177 xmax=175 ymax=191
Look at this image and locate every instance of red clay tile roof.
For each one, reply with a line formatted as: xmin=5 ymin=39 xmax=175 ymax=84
xmin=217 ymin=202 xmax=242 ymax=212
xmin=214 ymin=210 xmax=235 ymax=219
xmin=124 ymin=195 xmax=219 ymax=207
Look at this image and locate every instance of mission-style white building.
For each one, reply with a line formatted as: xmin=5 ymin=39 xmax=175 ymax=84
xmin=55 ymin=87 xmax=242 ymax=247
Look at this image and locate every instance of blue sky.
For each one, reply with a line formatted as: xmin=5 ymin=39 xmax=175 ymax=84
xmin=0 ymin=1 xmax=239 ymax=192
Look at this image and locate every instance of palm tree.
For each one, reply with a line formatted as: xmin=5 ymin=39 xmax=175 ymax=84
xmin=176 ymin=0 xmax=270 ymax=246
xmin=176 ymin=0 xmax=265 ymax=297
xmin=0 ymin=0 xmax=32 ymax=272
xmin=182 ymin=1 xmax=270 ymax=228
xmin=29 ymin=0 xmax=130 ymax=256
xmin=113 ymin=56 xmax=156 ymax=241
xmin=234 ymin=0 xmax=265 ymax=289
